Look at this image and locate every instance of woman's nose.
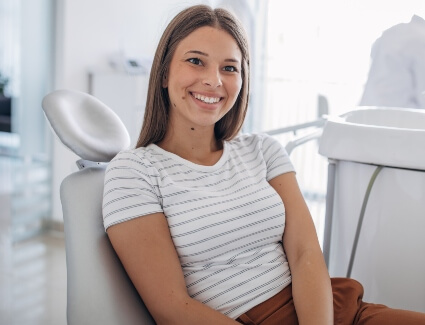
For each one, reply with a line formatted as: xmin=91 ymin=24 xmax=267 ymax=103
xmin=202 ymin=67 xmax=222 ymax=88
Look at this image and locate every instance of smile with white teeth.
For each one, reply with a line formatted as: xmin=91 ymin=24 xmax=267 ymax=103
xmin=193 ymin=93 xmax=221 ymax=104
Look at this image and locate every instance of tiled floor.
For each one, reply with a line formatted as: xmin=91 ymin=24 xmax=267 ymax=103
xmin=0 ymin=231 xmax=67 ymax=325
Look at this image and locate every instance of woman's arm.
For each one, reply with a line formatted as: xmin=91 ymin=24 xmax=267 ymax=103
xmin=269 ymin=172 xmax=333 ymax=325
xmin=107 ymin=212 xmax=239 ymax=325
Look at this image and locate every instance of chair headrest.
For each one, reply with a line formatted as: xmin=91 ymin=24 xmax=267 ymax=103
xmin=42 ymin=89 xmax=131 ymax=162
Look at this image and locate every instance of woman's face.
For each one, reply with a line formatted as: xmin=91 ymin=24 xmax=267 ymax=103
xmin=163 ymin=26 xmax=243 ymax=132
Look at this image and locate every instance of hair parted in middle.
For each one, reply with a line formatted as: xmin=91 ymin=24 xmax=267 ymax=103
xmin=136 ymin=4 xmax=250 ymax=148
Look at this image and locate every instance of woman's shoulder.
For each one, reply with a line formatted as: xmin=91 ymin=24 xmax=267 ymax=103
xmin=107 ymin=145 xmax=159 ymax=171
xmin=229 ymin=132 xmax=278 ymax=149
xmin=230 ymin=132 xmax=290 ymax=161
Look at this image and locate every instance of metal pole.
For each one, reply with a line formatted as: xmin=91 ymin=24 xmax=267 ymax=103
xmin=323 ymin=159 xmax=337 ymax=269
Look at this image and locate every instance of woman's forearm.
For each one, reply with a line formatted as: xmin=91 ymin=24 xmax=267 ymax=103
xmin=290 ymin=248 xmax=333 ymax=325
xmin=153 ymin=294 xmax=240 ymax=325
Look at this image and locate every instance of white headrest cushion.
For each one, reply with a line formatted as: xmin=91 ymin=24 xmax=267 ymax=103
xmin=42 ymin=89 xmax=131 ymax=162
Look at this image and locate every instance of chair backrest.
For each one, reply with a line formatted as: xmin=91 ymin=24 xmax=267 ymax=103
xmin=42 ymin=89 xmax=155 ymax=325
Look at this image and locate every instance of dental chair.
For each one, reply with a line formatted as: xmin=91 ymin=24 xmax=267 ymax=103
xmin=42 ymin=89 xmax=155 ymax=325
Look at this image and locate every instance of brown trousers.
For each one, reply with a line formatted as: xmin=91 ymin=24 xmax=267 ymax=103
xmin=236 ymin=278 xmax=425 ymax=325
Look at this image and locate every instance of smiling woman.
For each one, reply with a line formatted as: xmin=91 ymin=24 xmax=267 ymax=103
xmin=135 ymin=5 xmax=250 ymax=149
xmin=102 ymin=4 xmax=425 ymax=325
xmin=159 ymin=25 xmax=243 ymax=161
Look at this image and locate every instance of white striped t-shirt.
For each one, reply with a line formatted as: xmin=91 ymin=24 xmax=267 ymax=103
xmin=102 ymin=133 xmax=295 ymax=319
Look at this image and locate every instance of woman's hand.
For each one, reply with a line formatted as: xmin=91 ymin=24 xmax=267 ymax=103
xmin=269 ymin=172 xmax=334 ymax=325
xmin=107 ymin=212 xmax=239 ymax=325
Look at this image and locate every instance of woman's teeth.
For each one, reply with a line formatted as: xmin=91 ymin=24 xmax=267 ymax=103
xmin=193 ymin=93 xmax=220 ymax=104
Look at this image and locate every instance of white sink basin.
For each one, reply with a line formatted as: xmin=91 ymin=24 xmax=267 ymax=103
xmin=319 ymin=107 xmax=425 ymax=171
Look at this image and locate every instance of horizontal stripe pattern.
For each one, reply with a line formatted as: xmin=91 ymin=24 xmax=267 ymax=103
xmin=102 ymin=133 xmax=295 ymax=319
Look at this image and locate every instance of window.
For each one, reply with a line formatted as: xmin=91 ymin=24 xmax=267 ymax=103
xmin=246 ymin=0 xmax=423 ymax=244
xmin=258 ymin=0 xmax=423 ymax=132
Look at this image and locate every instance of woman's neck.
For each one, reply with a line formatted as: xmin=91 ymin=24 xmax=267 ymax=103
xmin=157 ymin=124 xmax=223 ymax=166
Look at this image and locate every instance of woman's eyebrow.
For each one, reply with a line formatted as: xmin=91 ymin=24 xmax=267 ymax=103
xmin=185 ymin=50 xmax=208 ymax=56
xmin=225 ymin=58 xmax=241 ymax=64
xmin=185 ymin=50 xmax=240 ymax=64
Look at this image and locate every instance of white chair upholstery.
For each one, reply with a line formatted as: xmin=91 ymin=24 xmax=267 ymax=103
xmin=42 ymin=89 xmax=155 ymax=325
xmin=42 ymin=89 xmax=130 ymax=162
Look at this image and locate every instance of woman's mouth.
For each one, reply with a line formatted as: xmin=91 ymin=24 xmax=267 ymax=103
xmin=191 ymin=92 xmax=222 ymax=104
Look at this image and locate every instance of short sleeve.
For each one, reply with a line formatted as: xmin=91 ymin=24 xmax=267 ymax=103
xmin=260 ymin=133 xmax=295 ymax=181
xmin=102 ymin=150 xmax=163 ymax=231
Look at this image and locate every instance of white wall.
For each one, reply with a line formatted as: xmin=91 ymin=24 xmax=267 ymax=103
xmin=51 ymin=0 xmax=210 ymax=221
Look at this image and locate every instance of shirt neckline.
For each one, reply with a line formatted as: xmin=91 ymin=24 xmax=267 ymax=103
xmin=148 ymin=141 xmax=229 ymax=172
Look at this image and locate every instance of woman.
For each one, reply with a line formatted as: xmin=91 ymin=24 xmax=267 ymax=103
xmin=102 ymin=5 xmax=425 ymax=324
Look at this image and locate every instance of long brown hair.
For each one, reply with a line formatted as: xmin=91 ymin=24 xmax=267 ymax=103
xmin=136 ymin=4 xmax=250 ymax=148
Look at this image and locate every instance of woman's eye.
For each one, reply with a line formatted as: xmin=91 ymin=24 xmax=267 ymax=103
xmin=223 ymin=66 xmax=238 ymax=72
xmin=188 ymin=58 xmax=202 ymax=65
